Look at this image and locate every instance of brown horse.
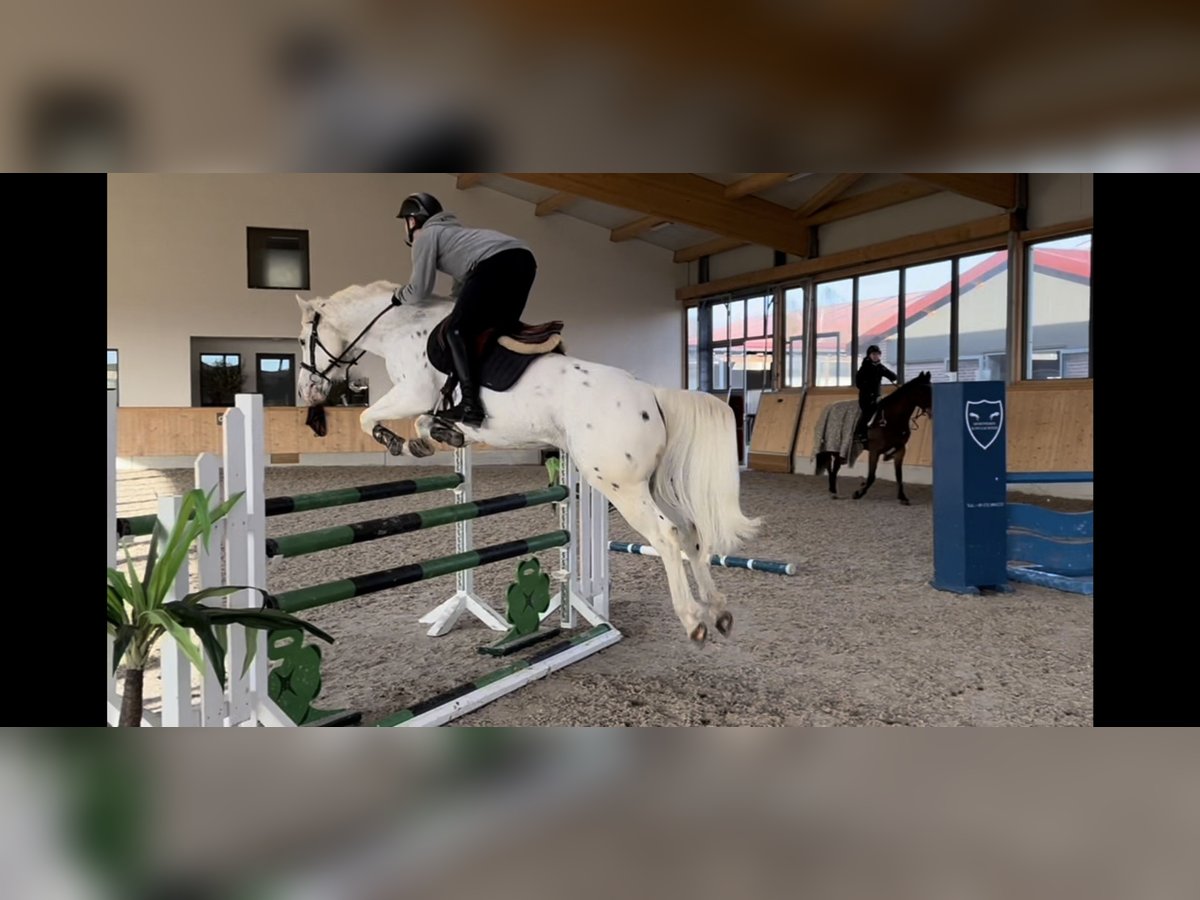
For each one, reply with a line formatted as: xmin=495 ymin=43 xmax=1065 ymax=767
xmin=813 ymin=371 xmax=933 ymax=505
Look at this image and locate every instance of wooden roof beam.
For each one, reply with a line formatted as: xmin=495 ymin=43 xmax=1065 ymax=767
xmin=534 ymin=191 xmax=575 ymax=216
xmin=797 ymin=180 xmax=942 ymax=227
xmin=674 ymin=236 xmax=751 ymax=263
xmin=906 ymin=174 xmax=1018 ymax=209
xmin=723 ymin=173 xmax=794 ymax=199
xmin=792 ymin=173 xmax=864 ymax=218
xmin=505 ymin=174 xmax=812 ymax=257
xmin=611 ymin=215 xmax=671 ymax=242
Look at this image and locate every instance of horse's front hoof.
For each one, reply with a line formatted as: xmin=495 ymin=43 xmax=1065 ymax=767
xmin=852 ymin=490 xmax=863 ymax=500
xmin=899 ymin=497 xmax=911 ymax=506
xmin=716 ymin=612 xmax=733 ymax=637
xmin=690 ymin=623 xmax=708 ymax=645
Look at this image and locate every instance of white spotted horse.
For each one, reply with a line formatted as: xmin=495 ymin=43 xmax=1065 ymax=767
xmin=296 ymin=281 xmax=760 ymax=643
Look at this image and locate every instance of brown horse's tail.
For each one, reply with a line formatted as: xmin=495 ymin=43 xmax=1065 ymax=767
xmin=814 ymin=451 xmax=832 ymax=476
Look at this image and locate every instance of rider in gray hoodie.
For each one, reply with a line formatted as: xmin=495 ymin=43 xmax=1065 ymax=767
xmin=392 ymin=192 xmax=537 ymax=427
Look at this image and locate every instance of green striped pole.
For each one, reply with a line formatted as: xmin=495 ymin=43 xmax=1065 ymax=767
xmin=270 ymin=530 xmax=572 ymax=613
xmin=377 ymin=624 xmax=621 ymax=727
xmin=116 ymin=473 xmax=464 ymax=537
xmin=263 ymin=474 xmax=463 ymax=515
xmin=265 ymin=486 xmax=567 ymax=559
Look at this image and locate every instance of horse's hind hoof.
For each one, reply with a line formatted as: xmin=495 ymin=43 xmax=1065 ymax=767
xmin=899 ymin=498 xmax=911 ymax=506
xmin=690 ymin=623 xmax=708 ymax=645
xmin=408 ymin=438 xmax=435 ymax=458
xmin=716 ymin=612 xmax=733 ymax=637
xmin=429 ymin=421 xmax=466 ymax=448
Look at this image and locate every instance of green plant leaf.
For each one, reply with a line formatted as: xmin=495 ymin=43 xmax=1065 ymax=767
xmin=107 ymin=583 xmax=130 ymax=626
xmin=179 ymin=585 xmax=249 ymax=607
xmin=119 ymin=544 xmax=147 ymax=614
xmin=162 ymin=603 xmax=239 ymax=688
xmin=144 ymin=609 xmax=205 ymax=673
xmin=199 ymin=608 xmax=337 ymax=644
xmin=110 ymin=625 xmax=137 ymax=675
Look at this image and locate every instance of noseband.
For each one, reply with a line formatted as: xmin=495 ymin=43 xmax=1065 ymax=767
xmin=300 ymin=297 xmax=402 ymax=385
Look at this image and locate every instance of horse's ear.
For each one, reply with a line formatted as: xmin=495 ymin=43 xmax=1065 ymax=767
xmin=296 ymin=294 xmax=309 ymax=310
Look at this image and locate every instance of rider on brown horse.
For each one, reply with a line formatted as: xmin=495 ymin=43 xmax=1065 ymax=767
xmin=855 ymin=344 xmax=898 ymax=445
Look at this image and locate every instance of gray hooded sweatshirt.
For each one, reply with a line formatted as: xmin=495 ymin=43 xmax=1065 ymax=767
xmin=395 ymin=211 xmax=531 ymax=304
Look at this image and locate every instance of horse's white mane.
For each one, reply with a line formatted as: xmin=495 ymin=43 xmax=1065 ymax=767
xmin=316 ymin=280 xmax=451 ymax=310
xmin=321 ymin=281 xmax=399 ymax=305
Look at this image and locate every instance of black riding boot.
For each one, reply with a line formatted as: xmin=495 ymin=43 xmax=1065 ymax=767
xmin=439 ymin=327 xmax=486 ymax=427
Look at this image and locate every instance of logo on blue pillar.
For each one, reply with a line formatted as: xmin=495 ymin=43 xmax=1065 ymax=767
xmin=964 ymin=400 xmax=1003 ymax=450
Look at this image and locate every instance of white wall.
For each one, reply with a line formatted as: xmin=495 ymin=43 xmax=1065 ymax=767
xmin=1027 ymin=174 xmax=1093 ymax=228
xmin=108 ymin=174 xmax=681 ymax=406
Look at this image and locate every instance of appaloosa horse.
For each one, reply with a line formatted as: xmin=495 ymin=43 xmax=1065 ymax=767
xmin=294 ymin=281 xmax=760 ymax=643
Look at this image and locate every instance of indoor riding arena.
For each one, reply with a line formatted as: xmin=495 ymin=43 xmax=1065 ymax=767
xmin=108 ymin=173 xmax=1093 ymax=727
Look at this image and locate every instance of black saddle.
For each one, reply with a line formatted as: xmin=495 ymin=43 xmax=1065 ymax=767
xmin=427 ymin=317 xmax=566 ymax=400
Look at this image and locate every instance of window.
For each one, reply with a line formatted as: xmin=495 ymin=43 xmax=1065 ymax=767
xmin=199 ymin=353 xmax=243 ymax=407
xmin=107 ymin=349 xmax=118 ymax=398
xmin=256 ymin=354 xmax=296 ymax=407
xmin=902 ymin=260 xmax=953 ymax=382
xmin=742 ymin=295 xmax=774 ymax=392
xmin=815 ymin=279 xmax=852 ymax=386
xmin=685 ymin=229 xmax=1085 ymax=390
xmin=783 ymin=287 xmax=805 ymax=387
xmin=958 ymin=251 xmax=1009 ymax=381
xmin=686 ymin=306 xmax=700 ymax=390
xmin=1026 ymin=233 xmax=1091 ymax=380
xmin=857 ymin=270 xmax=899 ymax=376
xmin=696 ymin=295 xmax=776 ymax=395
xmin=247 ymin=227 xmax=310 ymax=290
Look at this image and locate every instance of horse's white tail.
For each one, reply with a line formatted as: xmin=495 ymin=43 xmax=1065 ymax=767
xmin=650 ymin=388 xmax=761 ymax=555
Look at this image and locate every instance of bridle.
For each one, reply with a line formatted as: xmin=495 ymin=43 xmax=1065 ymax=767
xmin=300 ymin=297 xmax=401 ymax=387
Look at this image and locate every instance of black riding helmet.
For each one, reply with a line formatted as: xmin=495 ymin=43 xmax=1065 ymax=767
xmin=397 ymin=192 xmax=443 ymax=246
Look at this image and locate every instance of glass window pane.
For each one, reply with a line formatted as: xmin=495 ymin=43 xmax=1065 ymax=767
xmin=729 ymin=341 xmax=747 ymax=391
xmin=958 ymin=250 xmax=1009 ymax=381
xmin=729 ymin=299 xmax=745 ymax=341
xmin=784 ymin=287 xmax=804 ymax=387
xmin=746 ymin=296 xmax=765 ymax=338
xmin=857 ymin=270 xmax=899 ymax=374
xmin=199 ymin=353 xmax=243 ymax=407
xmin=903 ymin=260 xmax=952 ymax=382
xmin=686 ymin=306 xmax=699 ymax=390
xmin=712 ymin=346 xmax=729 ymax=391
xmin=711 ymin=303 xmax=728 ymax=345
xmin=1027 ymin=234 xmax=1091 ymax=380
xmin=815 ymin=279 xmax=852 ymax=386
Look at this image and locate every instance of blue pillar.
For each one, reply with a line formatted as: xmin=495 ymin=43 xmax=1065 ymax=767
xmin=931 ymin=381 xmax=1011 ymax=594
